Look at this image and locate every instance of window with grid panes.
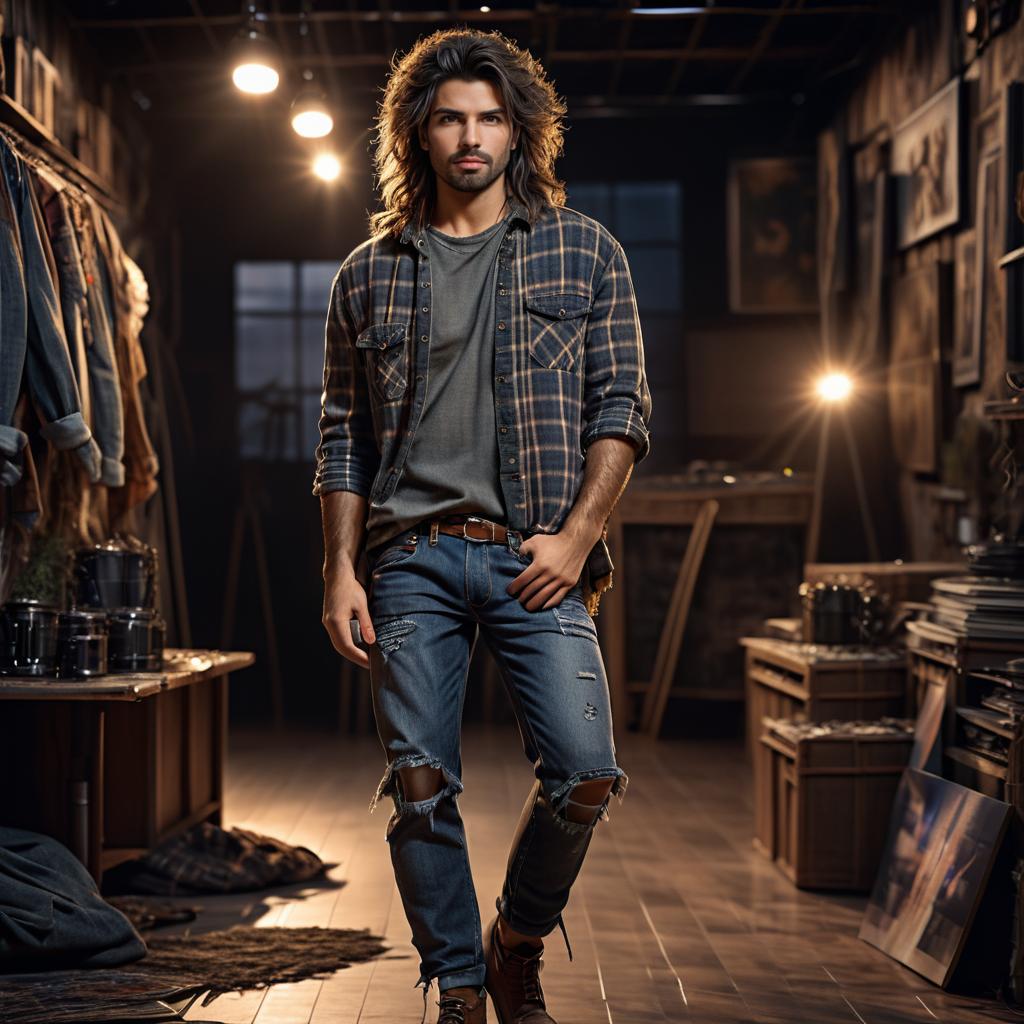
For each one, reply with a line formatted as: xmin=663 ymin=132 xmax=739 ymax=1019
xmin=567 ymin=181 xmax=682 ymax=315
xmin=234 ymin=261 xmax=339 ymax=461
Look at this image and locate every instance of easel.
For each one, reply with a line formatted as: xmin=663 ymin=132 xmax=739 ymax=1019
xmin=638 ymin=499 xmax=719 ymax=737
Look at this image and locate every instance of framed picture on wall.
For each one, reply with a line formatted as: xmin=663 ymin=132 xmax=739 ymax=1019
xmin=888 ymin=262 xmax=949 ymax=474
xmin=851 ymin=141 xmax=890 ymax=363
xmin=972 ymin=149 xmax=1006 ymax=389
xmin=727 ymin=157 xmax=817 ymax=314
xmin=953 ymin=228 xmax=980 ymax=386
xmin=891 ymin=77 xmax=963 ymax=250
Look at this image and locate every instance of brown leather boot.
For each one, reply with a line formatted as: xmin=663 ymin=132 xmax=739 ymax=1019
xmin=482 ymin=916 xmax=556 ymax=1023
xmin=437 ymin=985 xmax=487 ymax=1024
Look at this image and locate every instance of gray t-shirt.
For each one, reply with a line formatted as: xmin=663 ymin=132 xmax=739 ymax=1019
xmin=365 ymin=213 xmax=512 ymax=555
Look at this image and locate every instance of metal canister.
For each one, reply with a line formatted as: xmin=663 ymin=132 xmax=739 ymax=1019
xmin=0 ymin=599 xmax=59 ymax=677
xmin=108 ymin=608 xmax=166 ymax=673
xmin=57 ymin=609 xmax=109 ymax=678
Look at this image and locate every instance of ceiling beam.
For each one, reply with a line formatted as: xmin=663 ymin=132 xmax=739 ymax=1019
xmin=68 ymin=6 xmax=897 ymax=30
xmin=108 ymin=45 xmax=829 ymax=76
xmin=663 ymin=6 xmax=711 ymax=97
xmin=187 ymin=0 xmax=223 ymax=54
xmin=729 ymin=0 xmax=806 ymax=93
xmin=606 ymin=1 xmax=634 ymax=99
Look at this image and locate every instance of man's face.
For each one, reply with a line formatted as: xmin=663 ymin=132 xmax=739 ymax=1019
xmin=420 ymin=77 xmax=518 ymax=195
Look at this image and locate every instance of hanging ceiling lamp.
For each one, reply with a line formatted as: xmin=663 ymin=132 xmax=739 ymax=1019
xmin=291 ymin=87 xmax=333 ymax=138
xmin=230 ymin=7 xmax=282 ymax=95
xmin=312 ymin=152 xmax=341 ymax=181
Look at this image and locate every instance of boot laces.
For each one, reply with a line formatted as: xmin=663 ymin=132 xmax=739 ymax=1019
xmin=437 ymin=993 xmax=471 ymax=1023
xmin=506 ymin=948 xmax=545 ymax=1008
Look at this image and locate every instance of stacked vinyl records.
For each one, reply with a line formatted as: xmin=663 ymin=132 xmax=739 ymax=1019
xmin=926 ymin=577 xmax=1024 ymax=639
xmin=966 ymin=538 xmax=1024 ymax=578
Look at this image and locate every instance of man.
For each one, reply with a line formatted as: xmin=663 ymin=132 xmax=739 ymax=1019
xmin=315 ymin=28 xmax=652 ymax=1024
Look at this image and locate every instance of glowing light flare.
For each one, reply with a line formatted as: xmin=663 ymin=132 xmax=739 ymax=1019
xmin=313 ymin=153 xmax=342 ymax=181
xmin=292 ymin=109 xmax=334 ymax=138
xmin=816 ymin=372 xmax=853 ymax=404
xmin=232 ymin=62 xmax=279 ymax=95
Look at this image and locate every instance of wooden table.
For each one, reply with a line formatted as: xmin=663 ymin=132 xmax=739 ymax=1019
xmin=598 ymin=476 xmax=815 ymax=725
xmin=0 ymin=648 xmax=254 ymax=881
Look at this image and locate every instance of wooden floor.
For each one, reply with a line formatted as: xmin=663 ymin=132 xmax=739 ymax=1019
xmin=173 ymin=727 xmax=1011 ymax=1024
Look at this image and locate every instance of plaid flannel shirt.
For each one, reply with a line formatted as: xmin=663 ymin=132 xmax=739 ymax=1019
xmin=313 ymin=199 xmax=652 ymax=614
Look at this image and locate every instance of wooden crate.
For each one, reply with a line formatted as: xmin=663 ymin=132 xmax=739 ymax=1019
xmin=756 ymin=719 xmax=914 ymax=891
xmin=741 ymin=637 xmax=907 ymax=758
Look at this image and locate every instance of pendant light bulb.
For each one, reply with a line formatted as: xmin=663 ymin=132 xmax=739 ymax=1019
xmin=230 ymin=24 xmax=282 ymax=95
xmin=313 ymin=153 xmax=342 ymax=181
xmin=291 ymin=89 xmax=334 ymax=138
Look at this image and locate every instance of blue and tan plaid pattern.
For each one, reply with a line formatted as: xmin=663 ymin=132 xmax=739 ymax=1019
xmin=313 ymin=200 xmax=651 ymax=612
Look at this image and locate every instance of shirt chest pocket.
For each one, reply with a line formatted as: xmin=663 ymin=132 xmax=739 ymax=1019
xmin=355 ymin=322 xmax=409 ymax=401
xmin=524 ymin=292 xmax=591 ymax=373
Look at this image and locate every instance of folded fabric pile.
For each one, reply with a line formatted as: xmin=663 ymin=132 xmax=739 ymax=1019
xmin=102 ymin=821 xmax=325 ymax=895
xmin=0 ymin=827 xmax=145 ymax=970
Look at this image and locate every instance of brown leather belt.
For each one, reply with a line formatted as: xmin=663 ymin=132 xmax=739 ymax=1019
xmin=425 ymin=513 xmax=518 ymax=545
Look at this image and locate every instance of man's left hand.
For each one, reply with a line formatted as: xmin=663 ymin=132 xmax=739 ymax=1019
xmin=507 ymin=529 xmax=595 ymax=612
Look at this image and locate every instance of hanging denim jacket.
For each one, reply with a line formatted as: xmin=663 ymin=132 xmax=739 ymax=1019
xmin=35 ymin=168 xmax=126 ymax=487
xmin=32 ymin=167 xmax=92 ymax=422
xmin=0 ymin=136 xmax=100 ymax=484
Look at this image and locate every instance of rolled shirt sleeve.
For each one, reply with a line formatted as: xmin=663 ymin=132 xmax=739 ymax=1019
xmin=580 ymin=240 xmax=652 ymax=463
xmin=311 ymin=264 xmax=380 ymax=498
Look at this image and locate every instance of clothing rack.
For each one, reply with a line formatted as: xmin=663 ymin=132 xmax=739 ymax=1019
xmin=0 ymin=94 xmax=124 ymax=214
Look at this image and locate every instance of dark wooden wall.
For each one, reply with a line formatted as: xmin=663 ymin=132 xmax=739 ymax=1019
xmin=829 ymin=4 xmax=1022 ymax=561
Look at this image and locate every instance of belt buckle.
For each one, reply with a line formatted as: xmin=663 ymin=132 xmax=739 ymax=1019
xmin=462 ymin=516 xmax=494 ymax=542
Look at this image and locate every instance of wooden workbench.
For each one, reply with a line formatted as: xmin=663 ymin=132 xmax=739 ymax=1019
xmin=0 ymin=648 xmax=254 ymax=881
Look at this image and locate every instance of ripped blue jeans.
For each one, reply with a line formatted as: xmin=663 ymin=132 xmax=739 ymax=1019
xmin=365 ymin=523 xmax=627 ymax=994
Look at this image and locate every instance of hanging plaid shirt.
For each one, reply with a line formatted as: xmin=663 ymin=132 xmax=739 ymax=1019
xmin=312 ymin=198 xmax=652 ymax=614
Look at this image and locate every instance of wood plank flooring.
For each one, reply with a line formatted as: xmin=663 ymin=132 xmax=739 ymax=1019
xmin=167 ymin=728 xmax=1013 ymax=1023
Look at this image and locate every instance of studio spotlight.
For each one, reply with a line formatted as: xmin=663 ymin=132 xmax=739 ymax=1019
xmin=230 ymin=21 xmax=282 ymax=95
xmin=291 ymin=89 xmax=334 ymax=138
xmin=313 ymin=153 xmax=341 ymax=181
xmin=816 ymin=372 xmax=853 ymax=404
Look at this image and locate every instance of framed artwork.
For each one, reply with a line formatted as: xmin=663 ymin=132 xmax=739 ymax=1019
xmin=954 ymin=228 xmax=980 ymax=386
xmin=727 ymin=157 xmax=817 ymax=314
xmin=892 ymin=77 xmax=963 ymax=250
xmin=818 ymin=122 xmax=849 ymax=292
xmin=1000 ymin=84 xmax=1024 ymax=365
xmin=850 ymin=142 xmax=890 ymax=362
xmin=888 ymin=262 xmax=949 ymax=474
xmin=977 ymin=150 xmax=1005 ymax=385
xmin=860 ymin=769 xmax=1010 ymax=987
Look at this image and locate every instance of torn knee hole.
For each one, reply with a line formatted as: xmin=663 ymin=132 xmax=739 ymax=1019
xmin=399 ymin=765 xmax=446 ymax=803
xmin=564 ymin=778 xmax=616 ymax=825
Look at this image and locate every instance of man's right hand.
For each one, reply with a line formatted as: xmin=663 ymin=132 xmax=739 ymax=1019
xmin=322 ymin=570 xmax=376 ymax=669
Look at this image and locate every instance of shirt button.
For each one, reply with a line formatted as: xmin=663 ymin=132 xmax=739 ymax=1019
xmin=500 ymin=426 xmax=508 ymax=434
xmin=499 ymin=288 xmax=507 ymax=296
xmin=416 ymin=374 xmax=424 ymax=381
xmin=422 ymin=306 xmax=429 ymax=313
xmin=420 ymin=334 xmax=429 ymax=342
xmin=558 ymin=309 xmax=566 ymax=318
xmin=507 ymin=457 xmax=516 ymax=464
xmin=497 ymin=321 xmax=506 ymax=330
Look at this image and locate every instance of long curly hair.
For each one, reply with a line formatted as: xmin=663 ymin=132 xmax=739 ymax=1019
xmin=368 ymin=28 xmax=568 ymax=240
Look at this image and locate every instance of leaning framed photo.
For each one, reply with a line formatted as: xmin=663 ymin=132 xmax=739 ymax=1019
xmin=860 ymin=769 xmax=1010 ymax=988
xmin=953 ymin=228 xmax=980 ymax=387
xmin=727 ymin=157 xmax=817 ymax=314
xmin=891 ymin=77 xmax=963 ymax=250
